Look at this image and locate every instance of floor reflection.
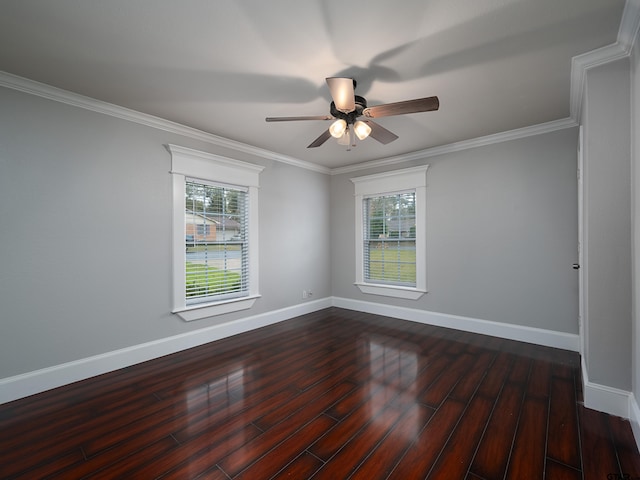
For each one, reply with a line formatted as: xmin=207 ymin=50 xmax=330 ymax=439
xmin=182 ymin=361 xmax=246 ymax=439
xmin=361 ymin=334 xmax=421 ymax=439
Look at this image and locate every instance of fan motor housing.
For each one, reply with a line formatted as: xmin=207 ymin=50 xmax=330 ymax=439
xmin=330 ymin=95 xmax=368 ymax=124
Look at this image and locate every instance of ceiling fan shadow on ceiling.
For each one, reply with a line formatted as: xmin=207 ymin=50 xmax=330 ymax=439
xmin=266 ymin=77 xmax=439 ymax=150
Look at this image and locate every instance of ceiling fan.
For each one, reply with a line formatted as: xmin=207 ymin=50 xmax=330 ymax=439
xmin=266 ymin=77 xmax=439 ymax=149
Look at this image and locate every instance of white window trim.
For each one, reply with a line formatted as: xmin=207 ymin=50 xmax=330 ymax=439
xmin=351 ymin=165 xmax=428 ymax=300
xmin=168 ymin=144 xmax=264 ymax=321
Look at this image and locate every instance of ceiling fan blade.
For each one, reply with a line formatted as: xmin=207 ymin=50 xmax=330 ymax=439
xmin=266 ymin=115 xmax=333 ymax=122
xmin=307 ymin=129 xmax=332 ymax=148
xmin=363 ymin=96 xmax=439 ymax=118
xmin=364 ymin=120 xmax=399 ymax=145
xmin=326 ymin=77 xmax=355 ymax=113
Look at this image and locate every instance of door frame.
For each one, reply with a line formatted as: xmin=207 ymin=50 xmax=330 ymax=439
xmin=578 ymin=125 xmax=587 ymax=360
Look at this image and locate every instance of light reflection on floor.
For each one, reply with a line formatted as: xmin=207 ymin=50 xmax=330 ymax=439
xmin=364 ymin=334 xmax=421 ymax=440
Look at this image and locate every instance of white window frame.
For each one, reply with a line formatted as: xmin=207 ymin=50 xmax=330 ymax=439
xmin=168 ymin=144 xmax=264 ymax=321
xmin=351 ymin=165 xmax=428 ymax=300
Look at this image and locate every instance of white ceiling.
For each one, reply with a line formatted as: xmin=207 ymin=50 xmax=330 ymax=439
xmin=0 ymin=0 xmax=627 ymax=169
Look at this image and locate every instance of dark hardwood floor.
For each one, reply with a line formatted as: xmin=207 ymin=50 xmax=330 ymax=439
xmin=2 ymin=307 xmax=640 ymax=479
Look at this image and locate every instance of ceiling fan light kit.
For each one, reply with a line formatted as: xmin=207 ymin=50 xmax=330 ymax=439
xmin=353 ymin=120 xmax=372 ymax=140
xmin=266 ymin=77 xmax=439 ymax=150
xmin=337 ymin=127 xmax=351 ymax=146
xmin=329 ymin=119 xmax=347 ymax=138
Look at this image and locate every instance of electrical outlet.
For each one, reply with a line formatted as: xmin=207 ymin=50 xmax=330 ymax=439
xmin=302 ymin=290 xmax=308 ymax=299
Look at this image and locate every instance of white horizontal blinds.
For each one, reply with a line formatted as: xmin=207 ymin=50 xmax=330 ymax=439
xmin=363 ymin=191 xmax=417 ymax=286
xmin=185 ymin=178 xmax=249 ymax=305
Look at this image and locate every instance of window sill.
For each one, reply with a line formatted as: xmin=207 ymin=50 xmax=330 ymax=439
xmin=355 ymin=283 xmax=426 ymax=300
xmin=173 ymin=294 xmax=261 ymax=321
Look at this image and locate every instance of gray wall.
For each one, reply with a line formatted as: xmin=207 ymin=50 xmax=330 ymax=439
xmin=0 ymin=79 xmax=596 ymax=386
xmin=582 ymin=57 xmax=632 ymax=391
xmin=331 ymin=128 xmax=579 ymax=334
xmin=0 ymin=87 xmax=331 ymax=378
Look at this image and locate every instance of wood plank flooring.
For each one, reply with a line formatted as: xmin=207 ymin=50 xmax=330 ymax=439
xmin=2 ymin=307 xmax=640 ymax=479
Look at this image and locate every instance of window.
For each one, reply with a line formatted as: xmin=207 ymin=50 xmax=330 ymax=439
xmin=351 ymin=165 xmax=428 ymax=299
xmin=195 ymin=223 xmax=211 ymax=237
xmin=168 ymin=145 xmax=264 ymax=321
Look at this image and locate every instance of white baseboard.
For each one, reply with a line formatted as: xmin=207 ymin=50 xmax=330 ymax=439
xmin=331 ymin=297 xmax=580 ymax=351
xmin=629 ymin=393 xmax=640 ymax=452
xmin=3 ymin=294 xmax=630 ymax=430
xmin=581 ymin=356 xmax=632 ymax=419
xmin=0 ymin=297 xmax=332 ymax=405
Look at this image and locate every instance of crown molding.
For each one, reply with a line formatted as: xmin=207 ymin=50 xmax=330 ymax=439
xmin=330 ymin=117 xmax=577 ymax=175
xmin=0 ymin=71 xmax=331 ymax=175
xmin=3 ymin=0 xmax=639 ymax=180
xmin=619 ymin=0 xmax=640 ymax=53
xmin=335 ymin=0 xmax=640 ymax=177
xmin=570 ymin=0 xmax=640 ymax=121
xmin=0 ymin=70 xmax=581 ymax=178
xmin=569 ymin=42 xmax=628 ymax=121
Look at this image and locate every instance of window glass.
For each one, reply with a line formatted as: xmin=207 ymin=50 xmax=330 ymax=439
xmin=185 ymin=180 xmax=249 ymax=304
xmin=364 ymin=192 xmax=416 ymax=286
